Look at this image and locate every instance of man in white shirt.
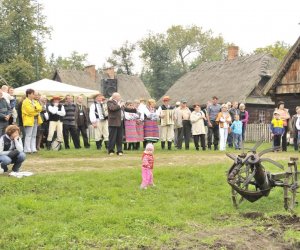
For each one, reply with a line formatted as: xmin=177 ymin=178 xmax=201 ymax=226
xmin=89 ymin=94 xmax=109 ymax=150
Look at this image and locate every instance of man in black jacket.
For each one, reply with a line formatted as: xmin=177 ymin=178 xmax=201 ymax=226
xmin=75 ymin=95 xmax=90 ymax=148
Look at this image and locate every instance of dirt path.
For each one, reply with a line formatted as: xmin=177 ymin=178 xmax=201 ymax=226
xmin=20 ymin=151 xmax=299 ymax=174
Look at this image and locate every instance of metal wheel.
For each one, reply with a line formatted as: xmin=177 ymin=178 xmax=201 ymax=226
xmin=284 ymin=159 xmax=298 ymax=212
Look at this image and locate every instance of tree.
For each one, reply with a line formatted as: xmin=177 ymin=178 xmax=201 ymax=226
xmin=0 ymin=0 xmax=50 ymax=85
xmin=107 ymin=41 xmax=135 ymax=75
xmin=139 ymin=26 xmax=227 ymax=99
xmin=254 ymin=41 xmax=290 ymax=61
xmin=46 ymin=51 xmax=88 ymax=75
xmin=167 ymin=25 xmax=226 ymax=71
xmin=0 ymin=55 xmax=35 ymax=87
xmin=139 ymin=33 xmax=185 ymax=99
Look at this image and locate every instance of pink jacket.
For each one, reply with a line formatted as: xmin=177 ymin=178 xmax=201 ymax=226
xmin=142 ymin=153 xmax=154 ymax=169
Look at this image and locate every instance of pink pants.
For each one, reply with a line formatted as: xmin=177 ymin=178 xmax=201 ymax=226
xmin=141 ymin=167 xmax=153 ymax=188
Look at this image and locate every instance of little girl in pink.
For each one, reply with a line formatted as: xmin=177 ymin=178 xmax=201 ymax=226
xmin=140 ymin=143 xmax=155 ymax=189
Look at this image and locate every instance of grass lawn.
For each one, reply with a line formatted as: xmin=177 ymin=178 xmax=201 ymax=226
xmin=0 ymin=142 xmax=299 ymax=249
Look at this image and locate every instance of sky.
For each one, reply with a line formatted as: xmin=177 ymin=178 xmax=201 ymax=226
xmin=41 ymin=0 xmax=300 ymax=73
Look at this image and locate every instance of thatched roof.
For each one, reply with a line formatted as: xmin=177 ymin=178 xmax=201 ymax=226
xmin=159 ymin=53 xmax=280 ymax=106
xmin=53 ymin=69 xmax=151 ymax=101
xmin=263 ymin=36 xmax=300 ymax=95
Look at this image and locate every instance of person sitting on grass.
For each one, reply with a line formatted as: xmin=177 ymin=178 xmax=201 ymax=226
xmin=140 ymin=143 xmax=155 ymax=190
xmin=0 ymin=125 xmax=26 ymax=174
xmin=270 ymin=111 xmax=285 ymax=150
xmin=230 ymin=114 xmax=243 ymax=150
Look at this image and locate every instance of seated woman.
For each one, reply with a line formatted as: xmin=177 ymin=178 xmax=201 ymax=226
xmin=0 ymin=125 xmax=26 ymax=173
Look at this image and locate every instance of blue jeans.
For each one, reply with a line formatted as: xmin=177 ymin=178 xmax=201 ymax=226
xmin=233 ymin=133 xmax=242 ymax=149
xmin=0 ymin=152 xmax=26 ymax=172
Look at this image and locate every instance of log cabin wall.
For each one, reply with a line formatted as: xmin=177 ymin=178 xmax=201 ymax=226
xmin=246 ymin=105 xmax=274 ymax=124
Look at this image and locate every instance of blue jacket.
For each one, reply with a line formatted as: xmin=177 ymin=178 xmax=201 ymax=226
xmin=230 ymin=120 xmax=243 ymax=135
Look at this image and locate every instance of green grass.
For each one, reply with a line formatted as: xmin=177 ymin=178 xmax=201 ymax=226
xmin=0 ymin=143 xmax=299 ymax=249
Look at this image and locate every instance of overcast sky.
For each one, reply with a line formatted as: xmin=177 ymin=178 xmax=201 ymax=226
xmin=41 ymin=0 xmax=300 ymax=73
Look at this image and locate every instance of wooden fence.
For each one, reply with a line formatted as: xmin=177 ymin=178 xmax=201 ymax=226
xmin=245 ymin=123 xmax=272 ymax=142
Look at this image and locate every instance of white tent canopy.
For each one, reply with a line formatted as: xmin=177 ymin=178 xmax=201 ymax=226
xmin=14 ymin=79 xmax=100 ymax=97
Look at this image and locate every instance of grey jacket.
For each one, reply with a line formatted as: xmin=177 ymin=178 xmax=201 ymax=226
xmin=0 ymin=98 xmax=12 ymax=122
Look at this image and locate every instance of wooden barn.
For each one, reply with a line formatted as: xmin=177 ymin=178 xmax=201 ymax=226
xmin=159 ymin=47 xmax=280 ymax=124
xmin=53 ymin=66 xmax=151 ymax=101
xmin=263 ymin=36 xmax=300 ymax=116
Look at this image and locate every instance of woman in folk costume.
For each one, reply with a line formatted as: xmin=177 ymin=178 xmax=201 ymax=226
xmin=124 ymin=101 xmax=140 ymax=150
xmin=143 ymin=99 xmax=159 ymax=144
xmin=134 ymin=99 xmax=145 ymax=150
xmin=190 ymin=103 xmax=207 ymax=151
xmin=216 ymin=104 xmax=232 ymax=151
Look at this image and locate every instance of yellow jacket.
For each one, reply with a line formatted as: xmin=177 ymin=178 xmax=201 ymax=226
xmin=22 ymin=98 xmax=43 ymax=126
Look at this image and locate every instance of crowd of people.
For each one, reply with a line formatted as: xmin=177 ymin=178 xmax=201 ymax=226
xmin=0 ymin=84 xmax=299 ymax=173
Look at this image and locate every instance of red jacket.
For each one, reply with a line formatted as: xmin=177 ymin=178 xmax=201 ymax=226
xmin=142 ymin=153 xmax=154 ymax=169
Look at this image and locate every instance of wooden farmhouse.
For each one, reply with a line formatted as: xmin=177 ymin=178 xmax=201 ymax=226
xmin=263 ymin=36 xmax=300 ymax=116
xmin=160 ymin=46 xmax=280 ymax=124
xmin=53 ymin=66 xmax=151 ymax=101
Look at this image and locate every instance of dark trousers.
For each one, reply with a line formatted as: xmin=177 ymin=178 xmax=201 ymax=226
xmin=177 ymin=120 xmax=191 ymax=149
xmin=108 ymin=126 xmax=123 ymax=153
xmin=227 ymin=132 xmax=233 ymax=147
xmin=207 ymin=121 xmax=219 ymax=147
xmin=63 ymin=124 xmax=80 ymax=148
xmin=36 ymin=122 xmax=49 ymax=150
xmin=242 ymin=123 xmax=246 ymax=141
xmin=281 ymin=126 xmax=288 ymax=151
xmin=193 ymin=134 xmax=206 ymax=150
xmin=294 ymin=132 xmax=299 ymax=151
xmin=273 ymin=134 xmax=282 ymax=148
xmin=77 ymin=125 xmax=89 ymax=147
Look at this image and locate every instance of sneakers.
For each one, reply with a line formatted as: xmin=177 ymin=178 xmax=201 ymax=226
xmin=109 ymin=152 xmax=114 ymax=156
xmin=117 ymin=152 xmax=123 ymax=156
xmin=0 ymin=168 xmax=4 ymax=174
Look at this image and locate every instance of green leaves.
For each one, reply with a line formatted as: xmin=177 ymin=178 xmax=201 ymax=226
xmin=0 ymin=0 xmax=50 ymax=86
xmin=139 ymin=25 xmax=226 ymax=99
xmin=254 ymin=41 xmax=290 ymax=61
xmin=107 ymin=41 xmax=136 ymax=75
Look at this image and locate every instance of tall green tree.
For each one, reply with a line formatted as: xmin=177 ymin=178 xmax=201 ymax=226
xmin=139 ymin=26 xmax=226 ymax=99
xmin=254 ymin=41 xmax=290 ymax=61
xmin=0 ymin=0 xmax=50 ymax=86
xmin=139 ymin=33 xmax=185 ymax=99
xmin=167 ymin=25 xmax=226 ymax=71
xmin=107 ymin=41 xmax=135 ymax=75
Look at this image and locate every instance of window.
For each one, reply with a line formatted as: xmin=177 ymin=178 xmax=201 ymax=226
xmin=259 ymin=110 xmax=265 ymax=124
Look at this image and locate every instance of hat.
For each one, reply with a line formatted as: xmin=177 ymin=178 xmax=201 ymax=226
xmin=274 ymin=110 xmax=280 ymax=115
xmin=181 ymin=99 xmax=187 ymax=103
xmin=52 ymin=96 xmax=61 ymax=101
xmin=175 ymin=101 xmax=181 ymax=106
xmin=145 ymin=143 xmax=154 ymax=152
xmin=162 ymin=96 xmax=171 ymax=101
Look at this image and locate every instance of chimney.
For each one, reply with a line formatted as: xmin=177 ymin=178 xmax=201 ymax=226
xmin=227 ymin=46 xmax=239 ymax=60
xmin=84 ymin=65 xmax=96 ymax=82
xmin=105 ymin=67 xmax=115 ymax=79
